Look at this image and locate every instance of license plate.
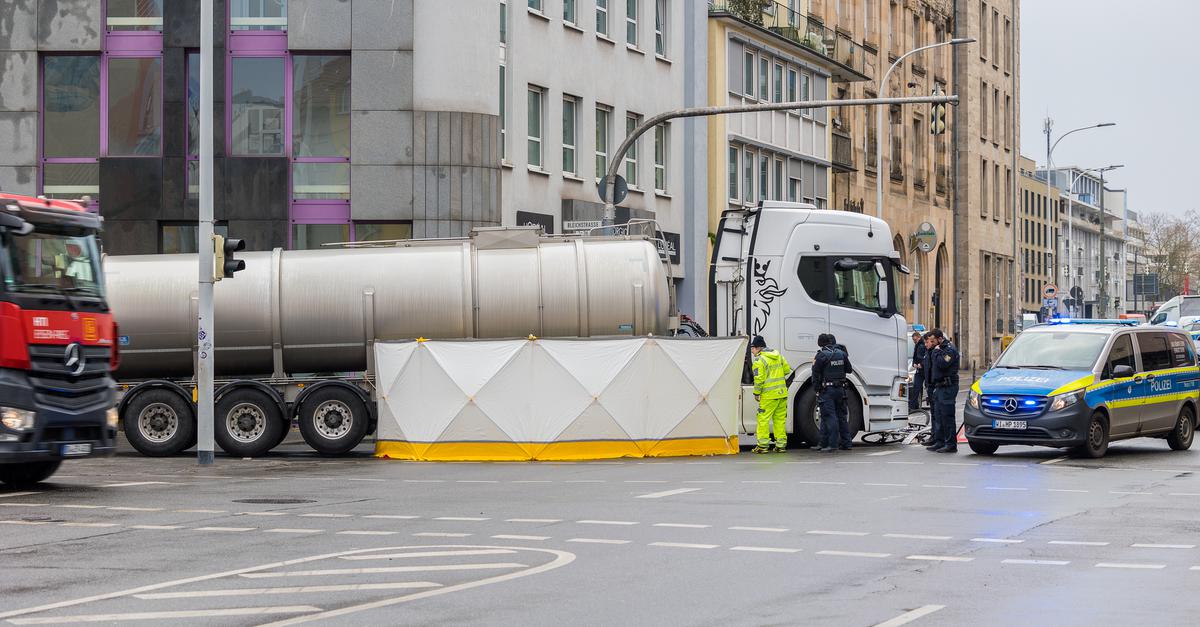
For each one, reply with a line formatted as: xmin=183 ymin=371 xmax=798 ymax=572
xmin=992 ymin=420 xmax=1027 ymax=430
xmin=61 ymin=443 xmax=92 ymax=457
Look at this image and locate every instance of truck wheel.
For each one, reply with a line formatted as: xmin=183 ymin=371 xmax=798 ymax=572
xmin=794 ymin=387 xmax=819 ymax=445
xmin=298 ymin=387 xmax=369 ymax=456
xmin=214 ymin=388 xmax=285 ymax=458
xmin=1167 ymin=406 xmax=1195 ymax=451
xmin=123 ymin=389 xmax=196 ymax=456
xmin=0 ymin=460 xmax=62 ymax=487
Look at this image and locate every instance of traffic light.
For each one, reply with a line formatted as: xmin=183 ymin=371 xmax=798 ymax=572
xmin=929 ymin=87 xmax=946 ymax=135
xmin=212 ymin=234 xmax=245 ymax=281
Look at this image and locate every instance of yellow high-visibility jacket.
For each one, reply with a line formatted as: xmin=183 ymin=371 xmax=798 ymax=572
xmin=753 ymin=350 xmax=792 ymax=400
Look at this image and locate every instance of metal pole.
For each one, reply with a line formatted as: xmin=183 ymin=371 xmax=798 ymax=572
xmin=1098 ymin=169 xmax=1106 ymax=318
xmin=600 ymin=94 xmax=960 ymax=226
xmin=196 ymin=0 xmax=215 ymax=466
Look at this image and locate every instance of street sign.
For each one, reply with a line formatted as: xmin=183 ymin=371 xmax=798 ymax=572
xmin=597 ymin=174 xmax=628 ymax=204
xmin=1043 ymin=298 xmax=1058 ymax=308
xmin=1043 ymin=283 xmax=1058 ymax=299
xmin=913 ymin=222 xmax=937 ymax=253
xmin=563 ymin=220 xmax=602 ymax=232
xmin=1070 ymin=286 xmax=1084 ymax=301
xmin=1134 ymin=273 xmax=1159 ymax=297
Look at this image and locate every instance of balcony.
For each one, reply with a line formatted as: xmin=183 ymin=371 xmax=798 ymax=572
xmin=831 ymin=129 xmax=855 ymax=173
xmin=708 ymin=0 xmax=869 ymax=82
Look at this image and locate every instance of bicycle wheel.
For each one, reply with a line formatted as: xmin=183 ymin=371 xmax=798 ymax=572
xmin=861 ymin=431 xmax=903 ymax=445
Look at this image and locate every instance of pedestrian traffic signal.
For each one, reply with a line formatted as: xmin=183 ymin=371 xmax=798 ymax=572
xmin=213 ymin=234 xmax=245 ymax=281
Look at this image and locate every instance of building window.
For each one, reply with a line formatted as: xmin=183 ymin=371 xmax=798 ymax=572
xmin=597 ymin=0 xmax=609 ymax=36
xmin=527 ymin=86 xmax=545 ymax=168
xmin=500 ymin=1 xmax=508 ymax=42
xmin=758 ymin=56 xmax=769 ymax=101
xmin=979 ymin=1 xmax=987 ymax=61
xmin=743 ymin=51 xmax=755 ymax=97
xmin=41 ymin=164 xmax=100 ymax=202
xmin=499 ymin=66 xmax=507 ymax=160
xmin=773 ymin=63 xmax=783 ymax=103
xmin=788 ymin=177 xmax=799 ymax=202
xmin=292 ymin=224 xmax=350 ymax=250
xmin=625 ymin=113 xmax=642 ymax=187
xmin=992 ymin=87 xmax=1000 ymax=142
xmin=595 ymin=105 xmax=611 ymax=180
xmin=743 ymin=149 xmax=754 ymax=204
xmin=1004 ymin=17 xmax=1012 ymax=72
xmin=979 ymin=80 xmax=987 ymax=141
xmin=888 ymin=106 xmax=902 ymax=178
xmin=231 ymin=0 xmax=288 ymax=31
xmin=654 ymin=123 xmax=667 ymax=192
xmin=787 ymin=68 xmax=797 ymax=103
xmin=355 ymin=222 xmax=413 ymax=242
xmin=563 ymin=0 xmax=576 ymax=23
xmin=106 ymin=0 xmax=163 ymax=31
xmin=800 ymin=73 xmax=811 ymax=116
xmin=980 ymin=158 xmax=988 ymax=217
xmin=528 ymin=0 xmax=542 ymax=12
xmin=758 ymin=153 xmax=768 ymax=201
xmin=108 ymin=57 xmax=163 ymax=156
xmin=293 ymin=163 xmax=349 ymax=200
xmin=160 ymin=222 xmax=227 ymax=254
xmin=655 ymin=0 xmax=667 ymax=56
xmin=562 ymin=96 xmax=578 ymax=175
xmin=992 ymin=9 xmax=1000 ymax=62
xmin=293 ymin=55 xmax=350 ymax=158
xmin=231 ymin=57 xmax=285 ymax=156
xmin=728 ymin=146 xmax=739 ymax=201
xmin=773 ymin=159 xmax=784 ymax=200
xmin=626 ymin=0 xmax=638 ymax=46
xmin=43 ymin=56 xmax=101 ymax=159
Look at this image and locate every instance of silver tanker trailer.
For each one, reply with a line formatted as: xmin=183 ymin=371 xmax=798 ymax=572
xmin=106 ymin=227 xmax=672 ymax=457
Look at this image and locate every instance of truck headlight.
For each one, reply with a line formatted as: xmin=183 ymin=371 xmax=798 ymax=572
xmin=1049 ymin=391 xmax=1083 ymax=412
xmin=106 ymin=408 xmax=119 ymax=429
xmin=0 ymin=407 xmax=35 ymax=431
xmin=968 ymin=389 xmax=980 ymax=409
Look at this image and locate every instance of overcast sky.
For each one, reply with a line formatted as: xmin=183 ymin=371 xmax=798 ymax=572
xmin=1020 ymin=0 xmax=1199 ymax=217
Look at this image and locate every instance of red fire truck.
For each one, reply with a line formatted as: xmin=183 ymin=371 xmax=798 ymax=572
xmin=0 ymin=194 xmax=117 ymax=486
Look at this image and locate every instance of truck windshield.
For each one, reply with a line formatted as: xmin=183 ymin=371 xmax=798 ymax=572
xmin=1 ymin=230 xmax=105 ymax=297
xmin=994 ymin=331 xmax=1107 ymax=371
xmin=831 ymin=259 xmax=894 ymax=315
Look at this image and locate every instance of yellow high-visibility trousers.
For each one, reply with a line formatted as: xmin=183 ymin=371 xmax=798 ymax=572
xmin=756 ymin=396 xmax=788 ymax=448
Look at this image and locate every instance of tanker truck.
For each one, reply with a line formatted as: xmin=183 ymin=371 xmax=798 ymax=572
xmin=107 ymin=203 xmax=911 ymax=457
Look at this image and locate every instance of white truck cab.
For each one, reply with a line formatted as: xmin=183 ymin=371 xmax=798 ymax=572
xmin=710 ymin=202 xmax=910 ymax=443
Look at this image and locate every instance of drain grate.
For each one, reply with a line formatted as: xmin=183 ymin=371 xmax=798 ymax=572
xmin=232 ymin=498 xmax=316 ymax=505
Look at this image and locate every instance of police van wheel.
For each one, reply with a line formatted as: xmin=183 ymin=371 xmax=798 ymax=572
xmin=1167 ymin=407 xmax=1195 ymax=451
xmin=967 ymin=440 xmax=999 ymax=456
xmin=1073 ymin=411 xmax=1109 ymax=459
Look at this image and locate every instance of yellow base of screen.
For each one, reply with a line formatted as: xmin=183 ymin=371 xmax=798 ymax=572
xmin=375 ymin=436 xmax=740 ymax=462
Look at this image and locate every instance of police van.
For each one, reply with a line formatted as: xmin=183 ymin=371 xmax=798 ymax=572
xmin=963 ymin=321 xmax=1200 ymax=458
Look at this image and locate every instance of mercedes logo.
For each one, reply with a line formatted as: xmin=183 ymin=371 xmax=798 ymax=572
xmin=1003 ymin=398 xmax=1018 ymax=413
xmin=64 ymin=343 xmax=86 ymax=376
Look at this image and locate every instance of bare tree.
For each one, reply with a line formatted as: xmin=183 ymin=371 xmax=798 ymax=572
xmin=1141 ymin=211 xmax=1199 ymax=299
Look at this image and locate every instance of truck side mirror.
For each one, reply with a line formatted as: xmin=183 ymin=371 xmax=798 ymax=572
xmin=1112 ymin=364 xmax=1134 ymax=379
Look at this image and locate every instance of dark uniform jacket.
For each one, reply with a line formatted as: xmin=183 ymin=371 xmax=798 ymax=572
xmin=912 ymin=341 xmax=928 ymax=370
xmin=929 ymin=341 xmax=960 ymax=388
xmin=812 ymin=344 xmax=854 ymax=387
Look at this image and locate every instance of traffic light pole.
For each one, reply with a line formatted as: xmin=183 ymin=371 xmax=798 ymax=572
xmin=196 ymin=0 xmax=215 ymax=466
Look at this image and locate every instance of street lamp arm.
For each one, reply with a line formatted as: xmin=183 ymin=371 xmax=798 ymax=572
xmin=1049 ymin=123 xmax=1116 ymax=161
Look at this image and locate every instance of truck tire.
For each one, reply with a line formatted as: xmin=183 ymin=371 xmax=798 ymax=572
xmin=123 ymin=389 xmax=196 ymax=456
xmin=214 ymin=388 xmax=285 ymax=458
xmin=298 ymin=387 xmax=369 ymax=456
xmin=793 ymin=386 xmax=865 ymax=446
xmin=0 ymin=460 xmax=62 ymax=487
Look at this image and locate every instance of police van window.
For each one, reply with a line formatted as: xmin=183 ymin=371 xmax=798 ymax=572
xmin=1168 ymin=334 xmax=1193 ymax=368
xmin=1138 ymin=333 xmax=1173 ymax=372
xmin=797 ymin=256 xmax=828 ymax=303
xmin=1104 ymin=334 xmax=1135 ymax=377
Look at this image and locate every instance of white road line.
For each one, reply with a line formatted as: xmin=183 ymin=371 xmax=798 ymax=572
xmin=9 ymin=606 xmax=322 ymax=624
xmin=566 ymin=538 xmax=631 ymax=545
xmin=265 ymin=529 xmax=324 ymax=534
xmin=491 ymin=535 xmax=550 ymax=541
xmin=866 ymin=451 xmax=901 ymax=456
xmin=134 ymin=583 xmax=441 ymax=600
xmin=922 ymin=485 xmax=966 ymax=489
xmin=194 ymin=527 xmax=255 ymax=532
xmin=729 ymin=546 xmax=801 ymax=553
xmin=563 ymin=480 xmax=604 ymax=483
xmin=1040 ymin=456 xmax=1070 ymax=465
xmin=340 ymin=549 xmax=515 ymax=561
xmin=872 ymin=604 xmax=946 ymax=627
xmin=363 ymin=515 xmax=419 ymax=520
xmin=456 ymin=480 xmax=500 ymax=484
xmin=506 ymin=518 xmax=562 ymax=523
xmin=836 ymin=461 xmax=873 ymax=465
xmin=239 ymin=512 xmax=288 ymax=517
xmin=345 ymin=478 xmax=386 ymax=482
xmin=107 ymin=507 xmax=163 ymax=512
xmin=1001 ymin=559 xmax=1070 ymax=566
xmin=577 ymin=520 xmax=638 ymax=526
xmin=0 ymin=520 xmax=46 ymax=525
xmin=906 ymin=555 xmax=973 ymax=562
xmin=729 ymin=526 xmax=788 ymax=533
xmin=817 ymin=550 xmax=891 ymax=558
xmin=984 ymin=487 xmax=1028 ymax=491
xmin=1047 ymin=489 xmax=1089 ymax=493
xmin=175 ymin=509 xmax=227 ymax=513
xmin=1049 ymin=540 xmax=1109 ymax=546
xmin=653 ymin=523 xmax=711 ymax=529
xmin=336 ymin=531 xmax=397 ymax=536
xmin=0 ymin=491 xmax=40 ymax=499
xmin=1110 ymin=491 xmax=1154 ymax=496
xmin=740 ymin=480 xmax=782 ymax=484
xmin=0 ymin=503 xmax=47 ymax=507
xmin=635 ymin=488 xmax=702 ymax=499
xmin=993 ymin=464 xmax=1028 ymax=468
xmin=512 ymin=480 xmax=554 ymax=484
xmin=433 ymin=517 xmax=490 ymax=521
xmin=971 ymin=538 xmax=1024 ymax=544
xmin=884 ymin=534 xmax=952 ymax=541
xmin=412 ymin=532 xmax=472 ymax=538
xmin=60 ymin=522 xmax=118 ymax=528
xmin=795 ymin=481 xmax=848 ymax=485
xmin=682 ymin=480 xmax=725 ymax=484
xmin=808 ymin=530 xmax=870 ymax=536
xmin=865 ymin=483 xmax=909 ymax=487
xmin=54 ymin=505 xmax=104 ymax=509
xmin=624 ymin=480 xmax=668 ymax=484
xmin=241 ymin=563 xmax=528 ymax=579
xmin=1131 ymin=543 xmax=1195 ymax=549
xmin=129 ymin=525 xmax=184 ymax=530
xmin=299 ymin=514 xmax=352 ymax=518
xmin=649 ymin=542 xmax=719 ymax=549
xmin=100 ymin=481 xmax=174 ymax=488
xmin=403 ymin=480 xmax=445 ymax=483
xmin=1168 ymin=493 xmax=1200 ymax=497
xmin=886 ymin=461 xmax=924 ymax=465
xmin=938 ymin=462 xmax=979 ymax=467
xmin=1095 ymin=562 xmax=1166 ymax=570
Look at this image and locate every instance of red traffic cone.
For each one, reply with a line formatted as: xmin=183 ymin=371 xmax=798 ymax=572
xmin=956 ymin=424 xmax=968 ymax=444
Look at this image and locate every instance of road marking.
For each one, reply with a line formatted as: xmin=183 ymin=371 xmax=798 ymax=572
xmin=866 ymin=451 xmax=901 ymax=456
xmin=456 ymin=480 xmax=500 ymax=483
xmin=577 ymin=520 xmax=638 ymax=526
xmin=239 ymin=512 xmax=288 ymax=517
xmin=54 ymin=505 xmax=104 ymax=509
xmin=299 ymin=513 xmax=352 ymax=518
xmin=729 ymin=546 xmax=801 ymax=553
xmin=129 ymin=525 xmax=184 ymax=530
xmin=884 ymin=534 xmax=952 ymax=541
xmin=434 ymin=517 xmax=490 ymax=521
xmin=241 ymin=563 xmax=529 ymax=579
xmin=340 ymin=549 xmax=516 ymax=561
xmin=1047 ymin=489 xmax=1089 ymax=493
xmin=938 ymin=462 xmax=979 ymax=467
xmin=653 ymin=523 xmax=711 ymax=529
xmin=1131 ymin=543 xmax=1195 ymax=549
xmin=194 ymin=527 xmax=255 ymax=532
xmin=567 ymin=538 xmax=631 ymax=544
xmin=491 ymin=535 xmax=550 ymax=541
xmin=886 ymin=461 xmax=924 ymax=465
xmin=872 ymin=604 xmax=945 ymax=627
xmin=335 ymin=531 xmax=397 ymax=536
xmin=101 ymin=481 xmax=173 ymax=488
xmin=808 ymin=530 xmax=869 ymax=536
xmin=175 ymin=509 xmax=227 ymax=513
xmin=0 ymin=520 xmax=46 ymax=525
xmin=107 ymin=507 xmax=163 ymax=512
xmin=682 ymin=480 xmax=725 ymax=484
xmin=363 ymin=515 xmax=419 ymax=520
xmin=265 ymin=529 xmax=324 ymax=534
xmin=1040 ymin=456 xmax=1070 ymax=465
xmin=906 ymin=555 xmax=973 ymax=562
xmin=412 ymin=532 xmax=473 ymax=538
xmin=984 ymin=487 xmax=1028 ymax=491
xmin=795 ymin=481 xmax=847 ymax=485
xmin=1168 ymin=493 xmax=1200 ymax=497
xmin=134 ymin=582 xmax=441 ymax=600
xmin=1110 ymin=491 xmax=1154 ymax=496
xmin=512 ymin=480 xmax=554 ymax=484
xmin=9 ymin=607 xmax=322 ymax=624
xmin=345 ymin=478 xmax=387 ymax=482
xmin=1001 ymin=559 xmax=1070 ymax=566
xmin=403 ymin=480 xmax=445 ymax=483
xmin=635 ymin=488 xmax=702 ymax=499
xmin=563 ymin=480 xmax=604 ymax=484
xmin=993 ymin=463 xmax=1028 ymax=468
xmin=971 ymin=538 xmax=1024 ymax=544
xmin=506 ymin=518 xmax=562 ymax=523
xmin=649 ymin=542 xmax=719 ymax=549
xmin=0 ymin=503 xmax=47 ymax=507
xmin=740 ymin=480 xmax=782 ymax=484
xmin=922 ymin=485 xmax=966 ymax=489
xmin=0 ymin=491 xmax=40 ymax=499
xmin=730 ymin=526 xmax=788 ymax=533
xmin=624 ymin=480 xmax=668 ymax=484
xmin=817 ymin=550 xmax=890 ymax=558
xmin=60 ymin=522 xmax=118 ymax=528
xmin=865 ymin=483 xmax=909 ymax=487
xmin=1049 ymin=540 xmax=1109 ymax=546
xmin=1095 ymin=562 xmax=1166 ymax=569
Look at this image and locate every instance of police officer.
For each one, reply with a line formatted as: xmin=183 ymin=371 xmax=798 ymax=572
xmin=812 ymin=333 xmax=854 ymax=452
xmin=750 ymin=336 xmax=792 ymax=454
xmin=909 ymin=331 xmax=928 ymax=413
xmin=924 ymin=329 xmax=960 ymax=453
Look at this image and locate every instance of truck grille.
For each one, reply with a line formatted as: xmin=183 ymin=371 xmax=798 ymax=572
xmin=26 ymin=345 xmax=113 ymax=410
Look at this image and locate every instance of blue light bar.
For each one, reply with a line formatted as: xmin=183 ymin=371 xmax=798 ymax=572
xmin=1046 ymin=318 xmax=1138 ymax=326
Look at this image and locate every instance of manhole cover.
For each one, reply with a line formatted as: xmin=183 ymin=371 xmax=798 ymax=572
xmin=232 ymin=498 xmax=316 ymax=505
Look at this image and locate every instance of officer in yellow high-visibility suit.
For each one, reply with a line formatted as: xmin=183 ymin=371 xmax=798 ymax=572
xmin=751 ymin=335 xmax=792 ymax=454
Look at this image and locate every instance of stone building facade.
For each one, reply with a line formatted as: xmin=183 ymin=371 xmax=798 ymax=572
xmin=1017 ymin=155 xmax=1058 ymax=316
